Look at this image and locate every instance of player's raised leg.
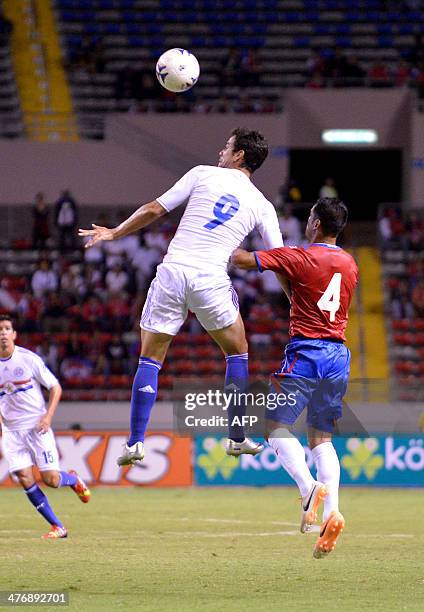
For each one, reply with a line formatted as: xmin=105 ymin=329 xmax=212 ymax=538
xmin=267 ymin=420 xmax=327 ymax=532
xmin=309 ymin=427 xmax=344 ymax=558
xmin=208 ymin=314 xmax=264 ymax=456
xmin=117 ymin=329 xmax=173 ymax=467
xmin=14 ymin=467 xmax=68 ymax=539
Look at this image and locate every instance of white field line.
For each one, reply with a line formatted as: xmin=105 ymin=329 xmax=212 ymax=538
xmin=177 ymin=517 xmax=299 ymax=527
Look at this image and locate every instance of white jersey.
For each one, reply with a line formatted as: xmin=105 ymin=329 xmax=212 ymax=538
xmin=0 ymin=346 xmax=59 ymax=432
xmin=157 ymin=165 xmax=283 ymax=271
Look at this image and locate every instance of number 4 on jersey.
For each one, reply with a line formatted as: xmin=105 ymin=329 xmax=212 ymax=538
xmin=317 ymin=273 xmax=341 ymax=322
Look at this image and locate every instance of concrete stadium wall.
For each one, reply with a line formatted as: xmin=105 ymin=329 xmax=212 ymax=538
xmin=0 ymin=91 xmax=422 ymax=207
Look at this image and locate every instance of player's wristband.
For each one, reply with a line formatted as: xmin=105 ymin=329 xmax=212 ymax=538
xmin=254 ymin=252 xmax=263 ymax=272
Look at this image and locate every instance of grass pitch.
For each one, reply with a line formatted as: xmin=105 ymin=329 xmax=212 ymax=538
xmin=1 ymin=487 xmax=423 ymax=611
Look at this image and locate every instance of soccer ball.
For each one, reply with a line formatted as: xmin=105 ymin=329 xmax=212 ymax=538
xmin=156 ymin=48 xmax=200 ymax=93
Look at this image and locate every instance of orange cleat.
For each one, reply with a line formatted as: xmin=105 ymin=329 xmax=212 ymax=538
xmin=41 ymin=525 xmax=68 ymax=539
xmin=313 ymin=511 xmax=345 ymax=559
xmin=69 ymin=470 xmax=91 ymax=503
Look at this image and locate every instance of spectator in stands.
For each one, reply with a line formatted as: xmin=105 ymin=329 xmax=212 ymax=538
xmin=220 ymin=47 xmax=242 ymax=88
xmin=81 ymin=295 xmax=106 ymax=332
xmin=105 ymin=263 xmax=129 ymax=294
xmin=81 ymin=264 xmax=104 ymax=299
xmin=319 ymin=177 xmax=338 ymax=199
xmin=32 ymin=192 xmax=50 ymax=249
xmin=54 ymin=190 xmax=78 ymax=250
xmin=115 ymin=65 xmax=137 ymax=101
xmin=391 ymin=279 xmax=414 ymax=320
xmin=36 ymin=338 xmax=59 ymax=375
xmin=106 ymin=334 xmax=129 ymax=375
xmin=60 ymin=355 xmax=94 ymax=382
xmin=31 ymin=260 xmax=58 ymax=298
xmin=42 ymin=292 xmax=67 ymax=333
xmin=60 ymin=264 xmax=84 ymax=300
xmin=0 ymin=8 xmax=12 ymax=47
xmin=368 ymin=61 xmax=391 ymax=88
xmin=412 ymin=280 xmax=424 ymax=317
xmin=406 ymin=210 xmax=424 ymax=250
xmin=306 ymin=71 xmax=325 ymax=89
xmin=305 ymin=50 xmax=325 ymax=79
xmin=0 ymin=279 xmax=16 ymax=314
xmin=344 ymin=55 xmax=366 ymax=87
xmin=414 ymin=62 xmax=424 ymax=99
xmin=106 ymin=293 xmax=131 ymax=333
xmin=409 ymin=33 xmax=424 ymax=68
xmin=277 ymin=177 xmax=303 ymax=209
xmin=278 ymin=205 xmax=302 ymax=246
xmin=65 ymin=332 xmax=85 ymax=358
xmin=324 ymin=47 xmax=348 ymax=85
xmin=240 ymin=49 xmax=261 ymax=87
xmin=394 ymin=60 xmax=411 ymax=87
xmin=408 ymin=259 xmax=424 ymax=291
xmin=16 ymin=292 xmax=42 ymax=332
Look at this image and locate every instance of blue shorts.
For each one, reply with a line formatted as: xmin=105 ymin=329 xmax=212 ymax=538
xmin=266 ymin=337 xmax=351 ymax=433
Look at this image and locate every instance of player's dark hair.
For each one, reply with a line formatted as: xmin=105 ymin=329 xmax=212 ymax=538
xmin=0 ymin=314 xmax=14 ymax=328
xmin=231 ymin=127 xmax=268 ymax=173
xmin=313 ymin=198 xmax=348 ymax=237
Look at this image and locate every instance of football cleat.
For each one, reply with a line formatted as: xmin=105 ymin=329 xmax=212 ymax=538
xmin=69 ymin=470 xmax=91 ymax=503
xmin=41 ymin=525 xmax=68 ymax=539
xmin=313 ymin=511 xmax=345 ymax=559
xmin=300 ymin=481 xmax=328 ymax=533
xmin=225 ymin=438 xmax=264 ymax=457
xmin=117 ymin=441 xmax=145 ymax=466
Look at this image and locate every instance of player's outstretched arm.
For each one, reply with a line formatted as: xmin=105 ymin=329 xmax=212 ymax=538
xmin=78 ymin=200 xmax=167 ymax=248
xmin=37 ymin=383 xmax=62 ymax=434
xmin=231 ymin=248 xmax=258 ymax=269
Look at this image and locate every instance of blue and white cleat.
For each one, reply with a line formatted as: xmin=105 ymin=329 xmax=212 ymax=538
xmin=225 ymin=438 xmax=264 ymax=457
xmin=117 ymin=441 xmax=145 ymax=466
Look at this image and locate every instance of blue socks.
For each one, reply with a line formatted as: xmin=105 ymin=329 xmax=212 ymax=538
xmin=128 ymin=356 xmax=162 ymax=446
xmin=24 ymin=484 xmax=64 ymax=528
xmin=58 ymin=471 xmax=78 ymax=487
xmin=225 ymin=353 xmax=249 ymax=442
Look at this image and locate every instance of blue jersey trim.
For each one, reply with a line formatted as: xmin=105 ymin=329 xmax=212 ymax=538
xmin=254 ymin=252 xmax=263 ymax=272
xmin=310 ymin=243 xmax=340 ymax=249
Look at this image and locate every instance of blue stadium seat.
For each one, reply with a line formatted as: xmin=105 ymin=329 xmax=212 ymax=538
xmin=105 ymin=23 xmax=120 ymax=34
xmin=377 ymin=25 xmax=393 ymax=35
xmin=335 ymin=37 xmax=352 ymax=48
xmin=399 ymin=24 xmax=413 ymax=35
xmin=293 ymin=36 xmax=310 ymax=48
xmin=378 ymin=36 xmax=393 ymax=48
xmin=314 ymin=24 xmax=330 ymax=34
xmin=336 ymin=24 xmax=351 ymax=34
xmin=305 ymin=12 xmax=319 ymax=22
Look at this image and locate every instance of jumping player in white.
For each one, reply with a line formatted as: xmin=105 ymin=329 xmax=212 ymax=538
xmin=0 ymin=315 xmax=90 ymax=539
xmin=79 ymin=128 xmax=286 ymax=466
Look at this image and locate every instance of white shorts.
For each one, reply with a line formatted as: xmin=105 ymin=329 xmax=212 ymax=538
xmin=1 ymin=428 xmax=60 ymax=473
xmin=140 ymin=262 xmax=239 ymax=335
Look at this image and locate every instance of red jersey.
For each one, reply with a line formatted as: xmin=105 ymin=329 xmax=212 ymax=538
xmin=255 ymin=243 xmax=359 ymax=341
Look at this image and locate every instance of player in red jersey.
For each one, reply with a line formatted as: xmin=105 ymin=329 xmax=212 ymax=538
xmin=232 ymin=198 xmax=359 ymax=558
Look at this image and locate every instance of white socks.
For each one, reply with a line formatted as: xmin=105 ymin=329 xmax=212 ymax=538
xmin=268 ymin=429 xmax=315 ymax=498
xmin=312 ymin=442 xmax=340 ymax=521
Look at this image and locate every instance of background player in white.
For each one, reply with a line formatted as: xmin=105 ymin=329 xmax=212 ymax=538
xmin=79 ymin=128 xmax=286 ymax=466
xmin=0 ymin=315 xmax=90 ymax=539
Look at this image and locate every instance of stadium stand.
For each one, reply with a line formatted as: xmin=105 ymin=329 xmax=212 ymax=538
xmin=53 ymin=0 xmax=424 ymax=138
xmin=0 ymin=10 xmax=23 ymax=138
xmin=380 ymin=205 xmax=424 ymax=401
